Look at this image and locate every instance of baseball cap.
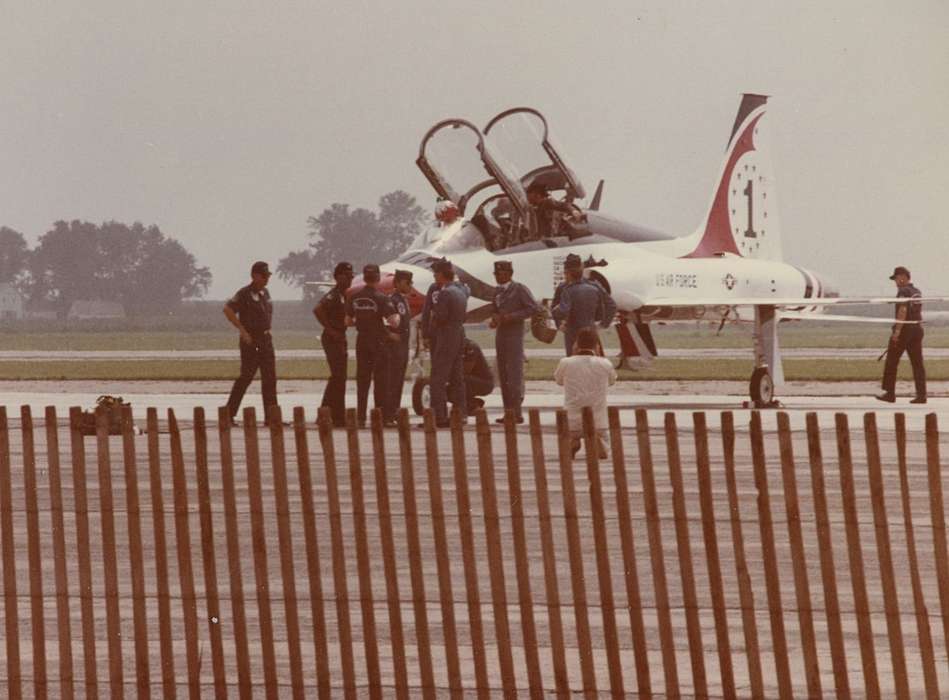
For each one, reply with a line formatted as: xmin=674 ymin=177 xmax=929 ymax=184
xmin=251 ymin=261 xmax=271 ymax=276
xmin=334 ymin=261 xmax=354 ymax=276
xmin=889 ymin=266 xmax=911 ymax=280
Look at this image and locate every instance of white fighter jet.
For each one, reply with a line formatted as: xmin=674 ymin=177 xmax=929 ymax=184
xmin=365 ymin=94 xmax=938 ymax=408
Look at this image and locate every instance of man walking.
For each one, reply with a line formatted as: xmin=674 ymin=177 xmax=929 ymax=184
xmin=313 ymin=261 xmax=353 ymax=427
xmin=489 ymin=260 xmax=539 ymax=423
xmin=552 ymin=253 xmax=617 ymax=355
xmin=423 ymin=258 xmax=469 ymax=427
xmin=877 ymin=265 xmax=927 ymax=404
xmin=224 ymin=261 xmax=278 ymax=425
xmin=384 ymin=269 xmax=413 ymax=426
xmin=346 ymin=264 xmax=400 ymax=426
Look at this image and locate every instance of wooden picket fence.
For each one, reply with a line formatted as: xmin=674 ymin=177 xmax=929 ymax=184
xmin=0 ymin=402 xmax=946 ymax=697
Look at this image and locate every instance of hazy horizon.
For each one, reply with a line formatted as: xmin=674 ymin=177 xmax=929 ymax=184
xmin=2 ymin=1 xmax=946 ymax=300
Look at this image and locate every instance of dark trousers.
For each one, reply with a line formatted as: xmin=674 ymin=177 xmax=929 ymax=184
xmin=496 ymin=327 xmax=525 ymax=416
xmin=320 ymin=332 xmax=348 ymax=426
xmin=465 ymin=375 xmax=494 ymax=412
xmin=430 ymin=326 xmax=466 ymax=423
xmin=356 ymin=337 xmax=388 ymax=424
xmin=882 ymin=326 xmax=926 ymax=397
xmin=385 ymin=342 xmax=409 ymax=421
xmin=226 ymin=334 xmax=277 ymax=420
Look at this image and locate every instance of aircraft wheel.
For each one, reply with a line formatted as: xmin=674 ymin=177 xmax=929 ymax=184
xmin=749 ymin=367 xmax=774 ymax=408
xmin=412 ymin=378 xmax=430 ymax=416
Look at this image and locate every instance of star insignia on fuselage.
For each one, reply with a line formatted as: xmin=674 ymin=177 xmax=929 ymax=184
xmin=723 ymin=273 xmax=737 ymax=291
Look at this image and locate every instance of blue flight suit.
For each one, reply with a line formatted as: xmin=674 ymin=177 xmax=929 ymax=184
xmin=384 ymin=291 xmax=412 ymax=421
xmin=493 ymin=281 xmax=540 ymax=417
xmin=428 ymin=281 xmax=469 ymax=424
xmin=346 ymin=286 xmax=396 ymax=425
xmin=552 ymin=278 xmax=617 ymax=355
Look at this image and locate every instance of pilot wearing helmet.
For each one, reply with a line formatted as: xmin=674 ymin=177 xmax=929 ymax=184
xmin=434 ymin=199 xmax=460 ymax=226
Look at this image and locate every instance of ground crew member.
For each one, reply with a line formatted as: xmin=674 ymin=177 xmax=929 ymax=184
xmin=552 ymin=254 xmax=617 ymax=355
xmin=463 ymin=337 xmax=494 ymax=414
xmin=224 ymin=261 xmax=278 ymax=425
xmin=489 ymin=259 xmax=539 ymax=423
xmin=877 ymin=265 xmax=927 ymax=404
xmin=384 ymin=269 xmax=413 ymax=426
xmin=313 ymin=261 xmax=354 ymax=427
xmin=346 ymin=264 xmax=400 ymax=426
xmin=423 ymin=258 xmax=469 ymax=427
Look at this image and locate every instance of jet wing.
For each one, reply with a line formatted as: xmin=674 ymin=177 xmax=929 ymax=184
xmin=638 ymin=296 xmax=949 ymax=308
xmin=780 ymin=312 xmax=920 ymax=324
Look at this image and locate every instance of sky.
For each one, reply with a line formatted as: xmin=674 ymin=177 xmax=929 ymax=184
xmin=1 ymin=0 xmax=946 ymax=299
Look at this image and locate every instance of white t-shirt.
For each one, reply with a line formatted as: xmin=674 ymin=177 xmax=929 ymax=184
xmin=553 ymin=353 xmax=617 ymax=431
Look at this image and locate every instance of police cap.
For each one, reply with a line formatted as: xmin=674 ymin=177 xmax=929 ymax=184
xmin=334 ymin=261 xmax=354 ymax=276
xmin=393 ymin=269 xmax=413 ymax=282
xmin=251 ymin=261 xmax=271 ymax=276
xmin=563 ymin=254 xmax=582 ymax=270
xmin=494 ymin=260 xmax=513 ymax=273
xmin=889 ymin=265 xmax=911 ymax=280
xmin=431 ymin=257 xmax=453 ymax=274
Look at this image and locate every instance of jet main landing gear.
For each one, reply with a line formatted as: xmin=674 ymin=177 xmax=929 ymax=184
xmin=748 ymin=366 xmax=780 ymax=409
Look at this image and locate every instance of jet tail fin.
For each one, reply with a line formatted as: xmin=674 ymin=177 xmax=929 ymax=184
xmin=589 ymin=179 xmax=604 ymax=211
xmin=685 ymin=93 xmax=784 ymax=262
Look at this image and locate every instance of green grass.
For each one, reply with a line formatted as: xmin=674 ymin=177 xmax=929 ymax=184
xmin=0 ymin=358 xmax=944 ymax=382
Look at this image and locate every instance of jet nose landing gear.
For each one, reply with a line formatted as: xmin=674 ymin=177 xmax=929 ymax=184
xmin=747 ymin=366 xmax=782 ymax=409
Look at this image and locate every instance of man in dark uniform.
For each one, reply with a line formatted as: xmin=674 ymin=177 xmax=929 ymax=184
xmin=463 ymin=337 xmax=494 ymax=415
xmin=313 ymin=261 xmax=354 ymax=427
xmin=526 ymin=182 xmax=584 ymax=239
xmin=877 ymin=265 xmax=927 ymax=404
xmin=224 ymin=261 xmax=277 ymax=424
xmin=552 ymin=253 xmax=617 ymax=355
xmin=346 ymin=264 xmax=400 ymax=426
xmin=423 ymin=258 xmax=469 ymax=427
xmin=489 ymin=259 xmax=539 ymax=423
xmin=383 ymin=269 xmax=413 ymax=426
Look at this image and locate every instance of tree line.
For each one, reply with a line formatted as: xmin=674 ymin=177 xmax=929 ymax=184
xmin=0 ymin=221 xmax=211 ymax=315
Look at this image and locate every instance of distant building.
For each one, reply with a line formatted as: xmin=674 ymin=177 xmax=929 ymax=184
xmin=0 ymin=283 xmax=25 ymax=320
xmin=67 ymin=300 xmax=126 ymax=320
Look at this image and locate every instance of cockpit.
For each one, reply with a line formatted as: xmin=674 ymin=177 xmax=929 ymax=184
xmin=408 ymin=107 xmax=673 ymax=257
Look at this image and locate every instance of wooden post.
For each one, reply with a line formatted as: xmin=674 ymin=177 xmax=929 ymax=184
xmin=500 ymin=410 xmax=543 ymax=698
xmin=344 ymin=407 xmax=382 ymax=700
xmin=395 ymin=408 xmax=436 ymax=699
xmin=217 ymin=406 xmax=253 ymax=699
xmin=555 ymin=409 xmax=598 ymax=693
xmin=242 ymin=406 xmax=278 ymax=697
xmin=635 ymin=408 xmax=679 ymax=695
xmin=776 ymin=412 xmax=821 ymax=697
xmin=0 ymin=407 xmax=22 ymax=697
xmin=448 ymin=408 xmax=490 ymax=698
xmin=749 ymin=411 xmax=792 ymax=699
xmin=293 ymin=406 xmax=332 ymax=699
xmin=804 ymin=413 xmax=849 ymax=697
xmin=193 ymin=407 xmax=227 ymax=694
xmin=119 ymin=405 xmax=150 ymax=697
xmin=692 ymin=412 xmax=734 ymax=697
xmin=835 ymin=412 xmax=880 ymax=699
xmin=45 ymin=406 xmax=75 ymax=700
xmin=369 ymin=408 xmax=409 ymax=698
xmin=267 ymin=406 xmax=305 ymax=699
xmin=924 ymin=414 xmax=949 ymax=666
xmin=664 ymin=412 xmax=706 ymax=697
xmin=580 ymin=407 xmax=625 ymax=696
xmin=317 ymin=406 xmax=358 ymax=699
xmin=472 ymin=410 xmax=517 ymax=696
xmin=145 ymin=407 xmax=174 ymax=695
xmin=168 ymin=409 xmax=201 ymax=699
xmin=863 ymin=413 xmax=909 ymax=699
xmin=21 ymin=406 xmax=48 ymax=699
xmin=94 ymin=406 xmax=124 ymax=695
xmin=895 ymin=413 xmax=940 ymax=699
xmin=528 ymin=409 xmax=570 ymax=697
